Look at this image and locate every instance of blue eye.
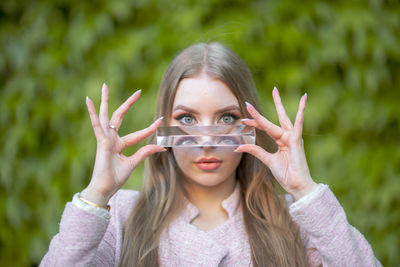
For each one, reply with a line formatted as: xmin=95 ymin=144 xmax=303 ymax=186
xmin=183 ymin=116 xmax=194 ymax=124
xmin=175 ymin=114 xmax=195 ymax=125
xmin=220 ymin=114 xmax=239 ymax=124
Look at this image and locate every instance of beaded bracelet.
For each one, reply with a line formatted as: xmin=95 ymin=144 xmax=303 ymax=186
xmin=78 ymin=195 xmax=111 ymax=211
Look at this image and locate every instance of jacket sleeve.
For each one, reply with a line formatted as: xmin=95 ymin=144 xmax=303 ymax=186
xmin=288 ymin=184 xmax=382 ymax=267
xmin=39 ymin=193 xmax=119 ymax=267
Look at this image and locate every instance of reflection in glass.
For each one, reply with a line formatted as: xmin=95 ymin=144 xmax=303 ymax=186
xmin=156 ymin=125 xmax=255 ymax=147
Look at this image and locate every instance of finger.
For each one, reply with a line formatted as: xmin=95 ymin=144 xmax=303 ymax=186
xmin=234 ymin=144 xmax=273 ymax=166
xmin=86 ymin=96 xmax=105 ymax=140
xmin=121 ymin=117 xmax=163 ymax=149
xmin=110 ymin=89 xmax=141 ymax=130
xmin=99 ymin=83 xmax=109 ymax=129
xmin=241 ymin=118 xmax=259 ymax=127
xmin=272 ymin=87 xmax=293 ymax=130
xmin=294 ymin=93 xmax=307 ymax=140
xmin=245 ymin=102 xmax=283 ymax=140
xmin=241 ymin=119 xmax=271 ymax=132
xmin=128 ymin=144 xmax=166 ymax=168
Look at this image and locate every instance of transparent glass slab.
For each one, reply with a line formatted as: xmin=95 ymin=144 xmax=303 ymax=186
xmin=156 ymin=125 xmax=255 ymax=147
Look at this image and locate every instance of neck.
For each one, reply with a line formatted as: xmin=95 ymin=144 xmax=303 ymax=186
xmin=183 ymin=176 xmax=236 ymax=216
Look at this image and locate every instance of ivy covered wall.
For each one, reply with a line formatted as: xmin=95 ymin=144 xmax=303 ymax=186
xmin=0 ymin=0 xmax=399 ymax=265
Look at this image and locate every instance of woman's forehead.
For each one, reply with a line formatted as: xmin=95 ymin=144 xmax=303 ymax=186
xmin=172 ymin=76 xmax=239 ymax=110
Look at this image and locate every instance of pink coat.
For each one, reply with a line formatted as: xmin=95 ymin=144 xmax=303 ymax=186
xmin=40 ymin=184 xmax=381 ymax=266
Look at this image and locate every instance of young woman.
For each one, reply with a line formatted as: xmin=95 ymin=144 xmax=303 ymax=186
xmin=40 ymin=43 xmax=381 ymax=266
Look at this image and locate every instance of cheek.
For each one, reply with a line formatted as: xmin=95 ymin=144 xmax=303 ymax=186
xmin=222 ymin=149 xmax=243 ymax=170
xmin=172 ymin=148 xmax=192 ymax=171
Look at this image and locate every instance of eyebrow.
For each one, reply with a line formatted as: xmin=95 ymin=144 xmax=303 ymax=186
xmin=173 ymin=105 xmax=241 ymax=114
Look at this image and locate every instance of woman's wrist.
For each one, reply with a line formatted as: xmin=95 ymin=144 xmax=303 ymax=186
xmin=80 ymin=186 xmax=111 ymax=208
xmin=290 ymin=180 xmax=318 ymax=201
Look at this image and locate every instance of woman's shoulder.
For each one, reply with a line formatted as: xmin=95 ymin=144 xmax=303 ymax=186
xmin=111 ymin=188 xmax=141 ymax=203
xmin=109 ymin=188 xmax=141 ymax=208
xmin=108 ymin=189 xmax=141 ymax=222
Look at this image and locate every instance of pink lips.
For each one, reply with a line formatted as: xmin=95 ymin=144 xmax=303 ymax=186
xmin=195 ymin=157 xmax=222 ymax=171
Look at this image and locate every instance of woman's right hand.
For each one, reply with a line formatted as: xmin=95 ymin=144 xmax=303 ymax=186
xmin=80 ymin=83 xmax=165 ymax=207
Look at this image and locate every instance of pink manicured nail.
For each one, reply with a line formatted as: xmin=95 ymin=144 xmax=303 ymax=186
xmin=102 ymin=83 xmax=107 ymax=94
xmin=245 ymin=102 xmax=254 ymax=109
xmin=151 ymin=117 xmax=164 ymax=126
xmin=132 ymin=89 xmax=142 ymax=97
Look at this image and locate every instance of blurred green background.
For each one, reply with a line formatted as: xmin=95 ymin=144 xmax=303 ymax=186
xmin=1 ymin=0 xmax=399 ymax=266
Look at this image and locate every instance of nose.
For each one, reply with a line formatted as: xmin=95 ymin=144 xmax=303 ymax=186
xmin=198 ymin=135 xmax=215 ymax=150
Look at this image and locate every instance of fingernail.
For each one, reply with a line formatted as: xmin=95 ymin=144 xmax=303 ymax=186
xmin=304 ymin=92 xmax=307 ymax=97
xmin=273 ymin=86 xmax=278 ymax=91
xmin=155 ymin=116 xmax=164 ymax=123
xmin=132 ymin=89 xmax=141 ymax=97
xmin=86 ymin=96 xmax=89 ymax=102
xmin=241 ymin=118 xmax=250 ymax=122
xmin=233 ymin=149 xmax=239 ymax=152
xmin=245 ymin=101 xmax=254 ymax=108
xmin=102 ymin=83 xmax=107 ymax=93
xmin=162 ymin=148 xmax=167 ymax=152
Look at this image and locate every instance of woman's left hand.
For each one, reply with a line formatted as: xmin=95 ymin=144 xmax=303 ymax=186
xmin=235 ymin=87 xmax=317 ymax=200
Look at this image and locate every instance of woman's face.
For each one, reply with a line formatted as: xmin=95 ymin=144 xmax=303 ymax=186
xmin=170 ymin=74 xmax=243 ymax=188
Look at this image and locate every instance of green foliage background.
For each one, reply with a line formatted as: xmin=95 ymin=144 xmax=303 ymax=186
xmin=1 ymin=0 xmax=399 ymax=265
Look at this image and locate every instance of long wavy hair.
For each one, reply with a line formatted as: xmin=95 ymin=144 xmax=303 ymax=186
xmin=120 ymin=42 xmax=309 ymax=266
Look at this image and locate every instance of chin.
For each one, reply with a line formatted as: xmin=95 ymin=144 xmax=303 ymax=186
xmin=183 ymin=172 xmax=234 ymax=188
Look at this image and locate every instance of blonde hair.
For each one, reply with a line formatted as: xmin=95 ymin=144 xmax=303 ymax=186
xmin=120 ymin=43 xmax=309 ymax=266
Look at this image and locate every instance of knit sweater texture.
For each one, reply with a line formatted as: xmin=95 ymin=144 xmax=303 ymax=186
xmin=40 ymin=184 xmax=381 ymax=266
